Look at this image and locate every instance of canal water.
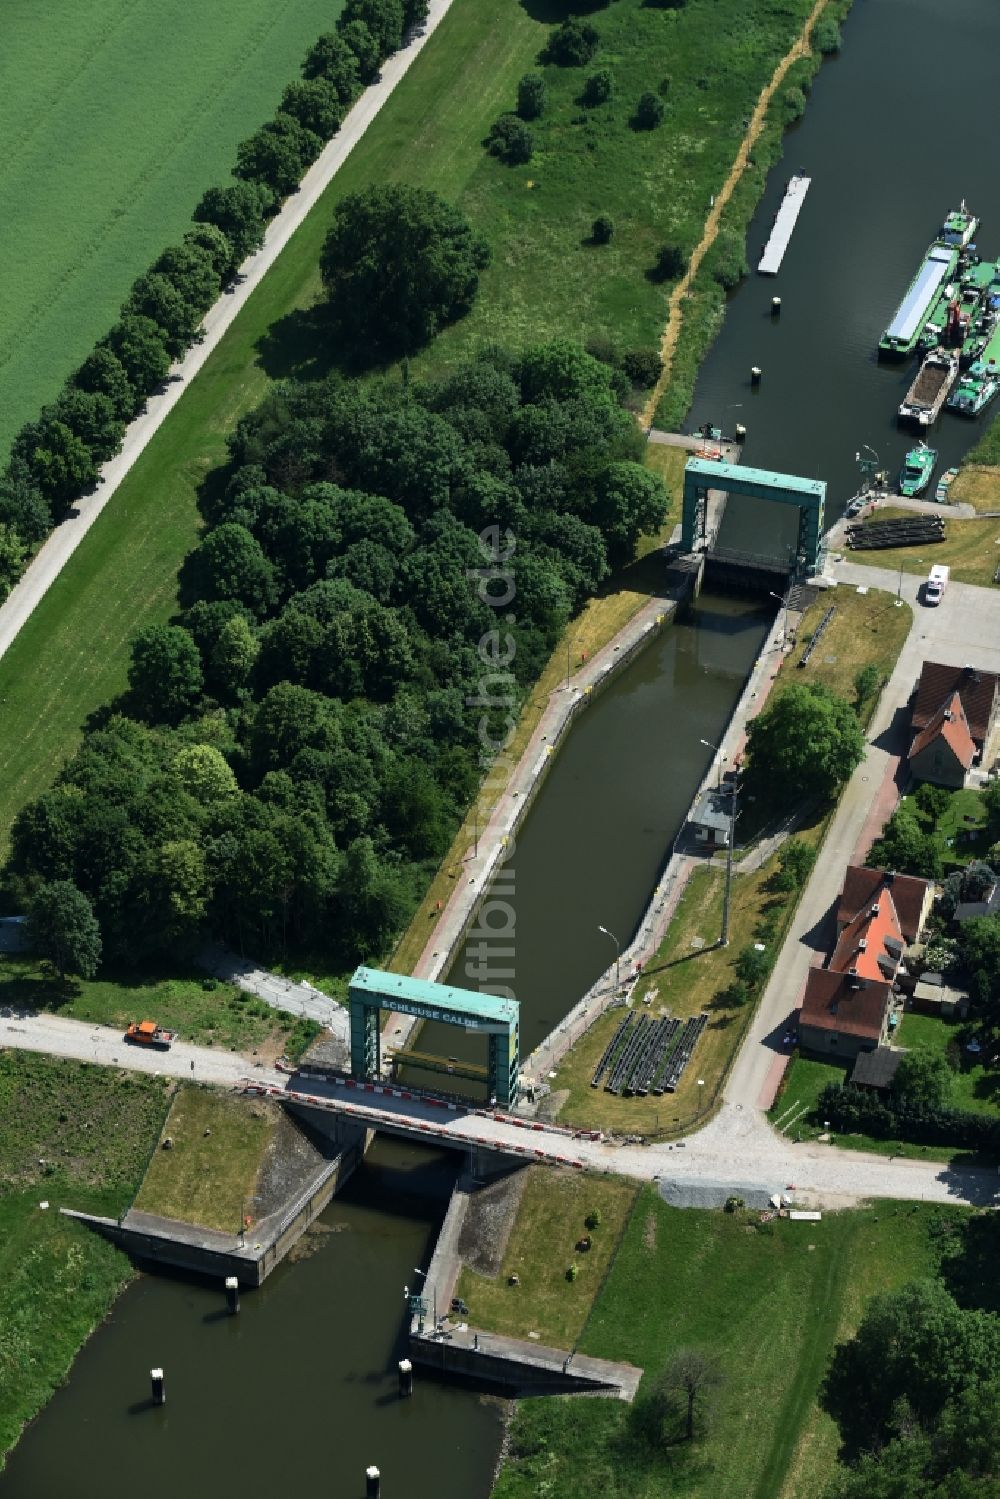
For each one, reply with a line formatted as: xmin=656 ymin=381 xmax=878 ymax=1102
xmin=698 ymin=0 xmax=1000 ymax=555
xmin=410 ymin=593 xmax=771 ymax=1092
xmin=0 ymin=1141 xmax=504 ymax=1499
xmin=7 ymin=2 xmax=997 ymax=1494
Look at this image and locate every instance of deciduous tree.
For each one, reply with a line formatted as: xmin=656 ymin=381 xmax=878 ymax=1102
xmin=320 ymin=185 xmax=491 ymax=355
xmin=28 ymin=880 xmax=102 ymax=981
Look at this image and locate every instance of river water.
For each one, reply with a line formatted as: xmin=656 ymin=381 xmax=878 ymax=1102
xmin=699 ymin=0 xmax=1000 ymax=555
xmin=6 ymin=1 xmax=996 ymax=1494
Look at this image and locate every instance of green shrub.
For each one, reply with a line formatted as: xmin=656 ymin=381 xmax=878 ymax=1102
xmin=582 ymin=69 xmax=614 ymax=106
xmin=592 ymin=214 xmax=615 ymax=245
xmin=485 ymin=114 xmax=534 ymax=165
xmin=633 ymin=91 xmax=665 ymax=130
xmin=545 ymin=19 xmax=599 ymax=68
xmin=517 ymin=72 xmax=546 ymax=121
xmin=585 ymin=1208 xmax=602 ymax=1230
xmin=704 ymin=230 xmax=748 ymax=292
xmin=653 ymin=243 xmax=686 ymax=281
xmin=623 ymin=350 xmax=662 ymax=388
xmin=812 ymin=14 xmax=842 ymax=53
xmin=778 ymin=85 xmax=807 ymax=124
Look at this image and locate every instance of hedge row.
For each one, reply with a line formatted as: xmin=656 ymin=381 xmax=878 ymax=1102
xmin=0 ymin=0 xmax=429 ymax=598
xmin=818 ymin=1081 xmax=1000 ymax=1154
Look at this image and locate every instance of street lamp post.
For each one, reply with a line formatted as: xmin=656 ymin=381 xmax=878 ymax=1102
xmin=598 ymin=925 xmax=621 ymax=994
xmin=700 ymin=735 xmax=736 ymax=947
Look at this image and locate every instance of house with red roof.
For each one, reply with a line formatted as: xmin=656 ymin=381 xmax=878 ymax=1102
xmin=908 ymin=662 xmax=1000 ymax=786
xmin=799 ymin=866 xmax=931 ymax=1060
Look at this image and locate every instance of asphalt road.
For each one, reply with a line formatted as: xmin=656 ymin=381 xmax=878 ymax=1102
xmin=0 ymin=0 xmax=456 ymax=664
xmin=3 ymin=1008 xmax=998 ymax=1210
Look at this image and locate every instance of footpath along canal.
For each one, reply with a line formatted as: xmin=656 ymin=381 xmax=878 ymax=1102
xmin=8 ymin=1 xmax=1000 ymax=1493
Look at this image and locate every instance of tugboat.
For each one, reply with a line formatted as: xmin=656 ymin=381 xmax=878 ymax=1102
xmin=947 ymin=355 xmax=1000 ymax=417
xmin=899 ymin=442 xmax=938 ymax=497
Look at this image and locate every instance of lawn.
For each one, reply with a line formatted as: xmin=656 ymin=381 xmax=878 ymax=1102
xmin=770 ymin=1014 xmax=1000 ymax=1162
xmin=897 ymin=1010 xmax=1000 ymax=1117
xmin=454 ymin=1167 xmax=637 ymax=1348
xmin=0 ymin=953 xmax=318 ymax=1058
xmin=785 ymin=583 xmax=911 ymax=709
xmin=887 ymin=784 xmax=991 ymax=870
xmin=0 ymin=1052 xmax=171 ymax=1466
xmin=495 ymin=1188 xmax=957 ymax=1499
xmin=848 ymin=505 xmax=1000 ymax=587
xmin=133 ymin=1085 xmax=276 ymax=1234
xmin=0 ymin=0 xmax=343 ymax=460
xmin=0 ymin=0 xmax=821 ymax=860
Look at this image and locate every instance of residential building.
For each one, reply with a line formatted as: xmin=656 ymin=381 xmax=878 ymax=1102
xmin=908 ymin=661 xmax=1000 ymax=785
xmin=799 ymin=866 xmax=931 ymax=1059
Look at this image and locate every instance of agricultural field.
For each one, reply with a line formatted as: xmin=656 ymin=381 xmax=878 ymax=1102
xmin=0 ymin=0 xmax=343 ymax=458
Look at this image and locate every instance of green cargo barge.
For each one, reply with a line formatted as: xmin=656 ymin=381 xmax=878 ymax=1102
xmin=878 ymin=204 xmax=978 ymax=359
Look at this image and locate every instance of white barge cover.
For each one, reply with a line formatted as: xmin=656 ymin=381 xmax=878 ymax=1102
xmin=757 ymin=174 xmax=811 ymax=275
xmin=883 ymin=245 xmax=954 ymax=343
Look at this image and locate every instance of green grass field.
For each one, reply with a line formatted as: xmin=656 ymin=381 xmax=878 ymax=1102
xmin=0 ymin=0 xmax=819 ymax=855
xmin=495 ymin=1189 xmax=961 ymax=1499
xmin=133 ymin=1086 xmax=276 ymax=1233
xmin=454 ymin=1168 xmax=637 ymax=1347
xmin=0 ymin=0 xmax=344 ymax=460
xmin=0 ymin=954 xmax=321 ymax=1058
xmin=0 ymin=1052 xmax=171 ymax=1465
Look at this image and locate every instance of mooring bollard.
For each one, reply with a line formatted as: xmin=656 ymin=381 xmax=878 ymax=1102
xmin=225 ymin=1275 xmax=240 ymax=1315
xmin=366 ymin=1464 xmax=381 ymax=1499
xmin=771 ymin=296 xmax=781 ymax=316
xmin=150 ymin=1367 xmax=165 ymax=1405
xmin=751 ymin=366 xmax=762 ymax=385
xmin=398 ymin=1358 xmax=413 ymax=1397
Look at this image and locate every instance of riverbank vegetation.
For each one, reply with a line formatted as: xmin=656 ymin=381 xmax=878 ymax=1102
xmin=495 ymin=1188 xmax=964 ymax=1499
xmin=454 ymin=1167 xmax=636 ymax=1347
xmin=0 ymin=1053 xmax=171 ymax=1466
xmin=652 ymin=0 xmax=855 ymax=430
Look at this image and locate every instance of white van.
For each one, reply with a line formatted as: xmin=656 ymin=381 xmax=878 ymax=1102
xmin=924 ymin=564 xmax=949 ymax=605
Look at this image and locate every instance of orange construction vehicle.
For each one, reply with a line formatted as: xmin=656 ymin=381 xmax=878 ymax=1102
xmin=123 ymin=1020 xmax=177 ymax=1050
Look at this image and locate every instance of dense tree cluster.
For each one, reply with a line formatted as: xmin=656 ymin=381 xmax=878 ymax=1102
xmin=0 ymin=0 xmax=428 ymax=601
xmin=822 ymin=1279 xmax=1000 ymax=1497
xmin=7 ymin=343 xmax=666 ymax=968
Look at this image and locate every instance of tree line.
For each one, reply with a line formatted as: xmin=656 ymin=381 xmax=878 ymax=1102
xmin=9 ymin=340 xmax=667 ymax=974
xmin=0 ymin=0 xmax=428 ymax=600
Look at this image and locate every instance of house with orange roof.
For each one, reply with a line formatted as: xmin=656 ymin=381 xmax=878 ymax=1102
xmin=798 ymin=866 xmax=931 ymax=1060
xmin=908 ymin=662 xmax=1000 ymax=786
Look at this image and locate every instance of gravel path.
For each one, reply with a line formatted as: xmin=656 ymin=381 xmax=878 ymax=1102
xmin=0 ymin=0 xmax=456 ymax=664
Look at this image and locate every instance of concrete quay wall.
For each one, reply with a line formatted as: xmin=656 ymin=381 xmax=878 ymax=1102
xmin=63 ymin=1123 xmax=370 ymax=1286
